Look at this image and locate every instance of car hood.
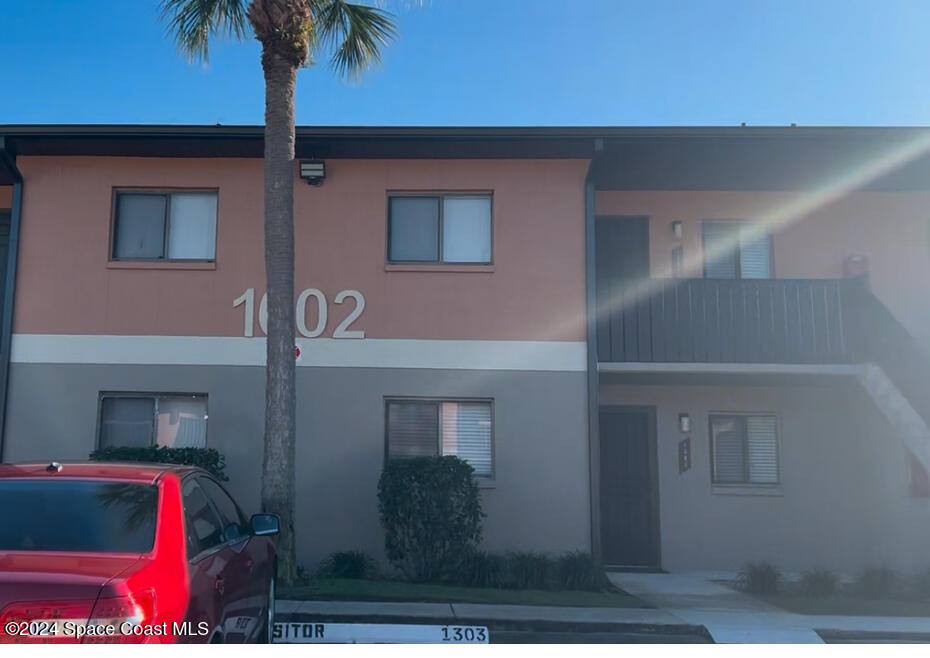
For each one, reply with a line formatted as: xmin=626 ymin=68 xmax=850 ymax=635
xmin=0 ymin=552 xmax=145 ymax=609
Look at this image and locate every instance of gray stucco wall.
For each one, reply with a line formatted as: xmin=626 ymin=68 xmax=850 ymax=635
xmin=3 ymin=363 xmax=590 ymax=569
xmin=600 ymin=377 xmax=930 ymax=574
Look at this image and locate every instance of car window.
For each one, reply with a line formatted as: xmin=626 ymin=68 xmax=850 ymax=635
xmin=181 ymin=479 xmax=224 ymax=558
xmin=0 ymin=479 xmax=157 ymax=553
xmin=197 ymin=476 xmax=249 ymax=543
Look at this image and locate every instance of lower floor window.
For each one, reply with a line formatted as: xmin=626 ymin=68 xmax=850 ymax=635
xmin=99 ymin=393 xmax=208 ymax=449
xmin=710 ymin=413 xmax=779 ymax=484
xmin=386 ymin=399 xmax=493 ymax=477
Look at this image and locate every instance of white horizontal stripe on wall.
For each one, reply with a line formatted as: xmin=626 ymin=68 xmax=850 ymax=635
xmin=10 ymin=334 xmax=587 ymax=372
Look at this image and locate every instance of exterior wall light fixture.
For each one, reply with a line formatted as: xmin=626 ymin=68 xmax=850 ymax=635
xmin=299 ymin=160 xmax=326 ymax=186
xmin=671 ymin=220 xmax=683 ymax=238
xmin=679 ymin=413 xmax=691 ymax=433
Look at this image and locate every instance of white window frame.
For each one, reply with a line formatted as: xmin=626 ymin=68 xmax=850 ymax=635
xmin=384 ymin=397 xmax=495 ymax=479
xmin=97 ymin=392 xmax=209 ymax=449
xmin=386 ymin=192 xmax=493 ymax=265
xmin=111 ymin=189 xmax=218 ymax=262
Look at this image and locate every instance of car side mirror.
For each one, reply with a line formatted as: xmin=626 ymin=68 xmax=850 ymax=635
xmin=250 ymin=513 xmax=280 ymax=537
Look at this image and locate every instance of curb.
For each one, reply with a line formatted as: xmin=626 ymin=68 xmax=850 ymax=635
xmin=816 ymin=629 xmax=930 ymax=644
xmin=275 ymin=611 xmax=713 ymax=641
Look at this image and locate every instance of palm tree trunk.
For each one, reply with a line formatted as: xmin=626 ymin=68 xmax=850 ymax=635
xmin=260 ymin=47 xmax=298 ymax=586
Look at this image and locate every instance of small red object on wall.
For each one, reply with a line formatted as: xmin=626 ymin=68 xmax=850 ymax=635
xmin=843 ymin=253 xmax=870 ymax=279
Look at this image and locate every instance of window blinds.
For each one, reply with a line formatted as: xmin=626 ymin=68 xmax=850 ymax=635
xmin=703 ymin=221 xmax=772 ymax=279
xmin=441 ymin=402 xmax=493 ymax=477
xmin=711 ymin=414 xmax=779 ymax=485
xmin=703 ymin=222 xmax=741 ymax=279
xmin=738 ymin=229 xmax=772 ymax=279
xmin=746 ymin=416 xmax=779 ymax=483
xmin=386 ymin=400 xmax=493 ymax=476
xmin=167 ymin=193 xmax=217 ymax=260
xmin=441 ymin=197 xmax=492 ymax=263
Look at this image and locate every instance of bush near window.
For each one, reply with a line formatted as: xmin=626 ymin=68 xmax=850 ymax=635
xmin=737 ymin=561 xmax=781 ymax=595
xmin=499 ymin=551 xmax=556 ymax=590
xmin=556 ymin=551 xmax=610 ymax=592
xmin=458 ymin=550 xmax=506 ymax=589
xmin=799 ymin=568 xmax=840 ymax=597
xmin=908 ymin=569 xmax=930 ymax=601
xmin=89 ymin=446 xmax=228 ymax=481
xmin=317 ymin=551 xmax=378 ymax=580
xmin=855 ymin=565 xmax=899 ymax=599
xmin=378 ymin=456 xmax=484 ymax=582
xmin=454 ymin=550 xmax=606 ymax=592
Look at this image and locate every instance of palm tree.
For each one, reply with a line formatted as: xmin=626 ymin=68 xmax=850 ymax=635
xmin=160 ymin=0 xmax=398 ymax=584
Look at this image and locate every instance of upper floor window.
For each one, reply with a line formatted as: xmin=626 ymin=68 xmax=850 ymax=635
xmin=112 ymin=191 xmax=217 ymax=261
xmin=98 ymin=393 xmax=208 ymax=450
xmin=710 ymin=413 xmax=779 ymax=485
xmin=703 ymin=221 xmax=771 ymax=279
xmin=388 ymin=194 xmax=492 ymax=264
xmin=385 ymin=399 xmax=493 ymax=477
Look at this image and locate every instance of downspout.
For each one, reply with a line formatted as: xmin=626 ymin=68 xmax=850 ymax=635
xmin=0 ymin=140 xmax=23 ymax=462
xmin=585 ymin=138 xmax=603 ymax=564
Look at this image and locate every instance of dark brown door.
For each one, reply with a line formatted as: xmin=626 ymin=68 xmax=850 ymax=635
xmin=599 ymin=406 xmax=660 ymax=568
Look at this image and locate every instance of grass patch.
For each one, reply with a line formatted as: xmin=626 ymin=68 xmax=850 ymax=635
xmin=281 ymin=577 xmax=648 ymax=608
xmin=757 ymin=594 xmax=930 ymax=618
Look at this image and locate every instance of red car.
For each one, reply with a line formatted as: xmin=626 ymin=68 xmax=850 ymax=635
xmin=0 ymin=462 xmax=278 ymax=644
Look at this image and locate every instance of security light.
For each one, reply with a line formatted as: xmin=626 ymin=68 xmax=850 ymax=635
xmin=299 ymin=159 xmax=326 ymax=185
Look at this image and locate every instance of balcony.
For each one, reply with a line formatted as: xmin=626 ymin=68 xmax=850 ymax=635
xmin=596 ymin=278 xmax=854 ymax=364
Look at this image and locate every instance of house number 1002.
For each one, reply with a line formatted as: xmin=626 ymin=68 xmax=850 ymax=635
xmin=232 ymin=288 xmax=365 ymax=339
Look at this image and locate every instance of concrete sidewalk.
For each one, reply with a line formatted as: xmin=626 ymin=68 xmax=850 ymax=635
xmin=610 ymin=571 xmax=930 ymax=643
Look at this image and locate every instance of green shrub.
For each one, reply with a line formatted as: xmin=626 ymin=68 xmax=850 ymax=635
xmin=855 ymin=566 xmax=898 ymax=598
xmin=738 ymin=561 xmax=781 ymax=595
xmin=458 ymin=550 xmax=506 ymax=588
xmin=89 ymin=445 xmax=228 ymax=481
xmin=556 ymin=551 xmax=608 ymax=592
xmin=500 ymin=551 xmax=556 ymax=590
xmin=457 ymin=550 xmax=606 ymax=592
xmin=296 ymin=565 xmax=313 ymax=585
xmin=317 ymin=550 xmax=377 ymax=579
xmin=378 ymin=456 xmax=483 ymax=582
xmin=907 ymin=569 xmax=930 ymax=601
xmin=799 ymin=568 xmax=839 ymax=597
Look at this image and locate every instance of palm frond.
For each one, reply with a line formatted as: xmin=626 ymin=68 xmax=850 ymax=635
xmin=311 ymin=0 xmax=397 ymax=80
xmin=160 ymin=0 xmax=250 ymax=62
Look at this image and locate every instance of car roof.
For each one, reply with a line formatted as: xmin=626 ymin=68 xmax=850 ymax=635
xmin=0 ymin=461 xmax=204 ymax=484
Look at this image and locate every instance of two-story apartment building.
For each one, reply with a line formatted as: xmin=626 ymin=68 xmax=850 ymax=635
xmin=1 ymin=125 xmax=929 ymax=574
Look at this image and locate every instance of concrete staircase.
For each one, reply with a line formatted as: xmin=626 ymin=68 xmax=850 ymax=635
xmin=843 ymin=281 xmax=930 ymax=471
xmin=857 ymin=363 xmax=930 ymax=471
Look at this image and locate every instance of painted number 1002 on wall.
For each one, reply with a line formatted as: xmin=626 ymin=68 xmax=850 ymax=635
xmin=233 ymin=287 xmax=365 ymax=339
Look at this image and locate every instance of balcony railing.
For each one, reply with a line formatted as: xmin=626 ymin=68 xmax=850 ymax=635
xmin=596 ymin=278 xmax=854 ymax=364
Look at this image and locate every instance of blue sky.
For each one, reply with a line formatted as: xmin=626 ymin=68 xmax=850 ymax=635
xmin=2 ymin=0 xmax=930 ymax=126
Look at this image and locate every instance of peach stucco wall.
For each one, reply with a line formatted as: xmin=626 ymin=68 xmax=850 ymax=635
xmin=595 ymin=190 xmax=930 ymax=345
xmin=13 ymin=156 xmax=588 ymax=340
